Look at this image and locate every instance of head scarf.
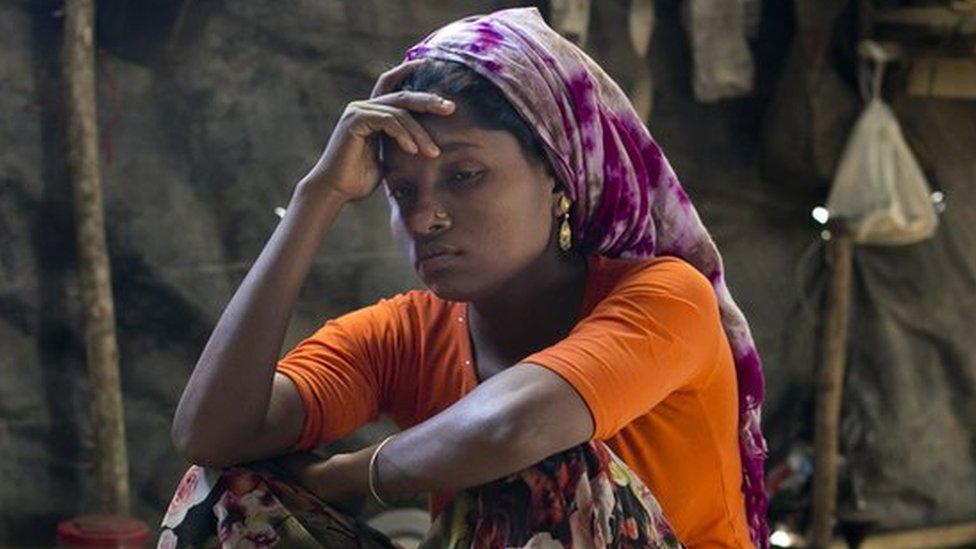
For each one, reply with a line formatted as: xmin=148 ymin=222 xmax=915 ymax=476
xmin=397 ymin=7 xmax=769 ymax=547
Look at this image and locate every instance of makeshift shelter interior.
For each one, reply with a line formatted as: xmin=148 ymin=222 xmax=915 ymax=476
xmin=1 ymin=0 xmax=974 ymax=546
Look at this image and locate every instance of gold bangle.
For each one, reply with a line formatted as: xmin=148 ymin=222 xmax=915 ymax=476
xmin=368 ymin=434 xmax=396 ymax=508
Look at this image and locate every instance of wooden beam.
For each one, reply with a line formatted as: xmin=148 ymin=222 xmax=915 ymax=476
xmin=810 ymin=229 xmax=854 ymax=548
xmin=62 ymin=0 xmax=131 ymax=515
xmin=874 ymin=7 xmax=976 ymax=35
xmin=829 ymin=521 xmax=976 ymax=549
xmin=908 ymin=57 xmax=976 ymax=99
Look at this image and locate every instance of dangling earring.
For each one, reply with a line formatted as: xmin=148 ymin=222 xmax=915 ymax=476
xmin=558 ymin=194 xmax=572 ymax=251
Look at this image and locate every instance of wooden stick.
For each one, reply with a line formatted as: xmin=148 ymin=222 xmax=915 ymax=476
xmin=62 ymin=0 xmax=131 ymax=515
xmin=874 ymin=7 xmax=976 ymax=35
xmin=829 ymin=521 xmax=976 ymax=548
xmin=810 ymin=228 xmax=854 ymax=548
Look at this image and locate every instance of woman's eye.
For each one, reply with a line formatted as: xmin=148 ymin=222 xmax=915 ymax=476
xmin=387 ymin=186 xmax=412 ymax=200
xmin=452 ymin=170 xmax=482 ymax=183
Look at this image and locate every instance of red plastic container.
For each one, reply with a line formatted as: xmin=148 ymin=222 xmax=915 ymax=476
xmin=56 ymin=515 xmax=150 ymax=548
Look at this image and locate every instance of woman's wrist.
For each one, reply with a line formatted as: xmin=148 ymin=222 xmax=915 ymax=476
xmin=368 ymin=435 xmax=397 ymax=508
xmin=292 ymin=177 xmax=351 ymax=209
xmin=282 ymin=179 xmax=351 ymax=236
xmin=274 ymin=453 xmax=362 ymax=517
xmin=313 ymin=440 xmax=408 ymax=510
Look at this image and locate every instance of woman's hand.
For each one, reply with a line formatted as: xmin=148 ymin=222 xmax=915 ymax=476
xmin=274 ymin=451 xmax=367 ymax=515
xmin=301 ymin=59 xmax=455 ymax=203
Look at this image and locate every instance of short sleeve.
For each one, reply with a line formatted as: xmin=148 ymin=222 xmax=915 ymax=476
xmin=521 ymin=258 xmax=723 ymax=440
xmin=275 ymin=297 xmax=406 ymax=452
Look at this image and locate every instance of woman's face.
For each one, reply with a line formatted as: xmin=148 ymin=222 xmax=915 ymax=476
xmin=381 ymin=101 xmax=557 ymax=301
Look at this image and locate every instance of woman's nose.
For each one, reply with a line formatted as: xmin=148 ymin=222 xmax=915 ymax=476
xmin=404 ymin=200 xmax=451 ymax=236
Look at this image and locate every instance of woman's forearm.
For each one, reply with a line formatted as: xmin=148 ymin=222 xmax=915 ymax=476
xmin=275 ymin=378 xmax=522 ymax=509
xmin=297 ymin=363 xmax=594 ymax=507
xmin=171 ymin=180 xmax=348 ymax=463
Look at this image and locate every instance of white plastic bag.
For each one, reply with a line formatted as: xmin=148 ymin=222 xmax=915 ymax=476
xmin=826 ymin=41 xmax=938 ymax=245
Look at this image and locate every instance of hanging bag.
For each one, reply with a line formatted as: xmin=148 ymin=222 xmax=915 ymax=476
xmin=825 ymin=41 xmax=939 ymax=245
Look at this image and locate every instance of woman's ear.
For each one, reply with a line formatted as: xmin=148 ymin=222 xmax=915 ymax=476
xmin=551 ymin=184 xmax=566 ymax=217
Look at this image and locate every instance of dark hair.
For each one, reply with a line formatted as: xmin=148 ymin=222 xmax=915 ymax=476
xmin=393 ymin=59 xmax=548 ymax=166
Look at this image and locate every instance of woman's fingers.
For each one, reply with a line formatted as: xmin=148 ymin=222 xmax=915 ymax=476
xmin=373 ymin=90 xmax=455 ymax=116
xmin=348 ymin=103 xmax=419 ymax=155
xmin=369 ymin=103 xmax=441 ymax=157
xmin=355 ymin=92 xmax=455 ymax=157
xmin=300 ymin=62 xmax=455 ymax=202
xmin=370 ymin=59 xmax=427 ymax=98
xmin=348 ymin=89 xmax=456 ymax=158
xmin=372 ymin=114 xmax=420 ymax=155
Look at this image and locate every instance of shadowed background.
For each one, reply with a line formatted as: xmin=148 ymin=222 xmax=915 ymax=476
xmin=1 ymin=0 xmax=974 ymax=545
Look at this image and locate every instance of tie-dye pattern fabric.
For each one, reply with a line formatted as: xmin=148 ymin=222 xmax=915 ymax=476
xmin=398 ymin=7 xmax=768 ymax=547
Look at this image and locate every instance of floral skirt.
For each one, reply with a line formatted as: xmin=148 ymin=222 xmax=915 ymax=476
xmin=158 ymin=440 xmax=682 ymax=548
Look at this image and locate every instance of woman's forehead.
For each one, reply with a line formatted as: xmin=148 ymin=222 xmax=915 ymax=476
xmin=380 ymin=115 xmax=522 ymax=171
xmin=380 ymin=139 xmax=484 ymax=172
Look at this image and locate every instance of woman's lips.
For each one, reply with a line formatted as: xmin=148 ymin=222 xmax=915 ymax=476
xmin=418 ymin=252 xmax=462 ymax=272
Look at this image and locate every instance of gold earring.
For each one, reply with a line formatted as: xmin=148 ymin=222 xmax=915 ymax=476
xmin=558 ymin=194 xmax=572 ymax=251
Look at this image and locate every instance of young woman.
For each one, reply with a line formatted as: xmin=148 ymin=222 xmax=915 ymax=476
xmin=162 ymin=8 xmax=768 ymax=548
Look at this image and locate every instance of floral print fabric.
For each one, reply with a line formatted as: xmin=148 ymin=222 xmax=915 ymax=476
xmin=158 ymin=441 xmax=681 ymax=548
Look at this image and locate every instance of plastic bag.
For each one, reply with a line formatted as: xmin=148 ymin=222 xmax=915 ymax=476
xmin=826 ymin=41 xmax=938 ymax=246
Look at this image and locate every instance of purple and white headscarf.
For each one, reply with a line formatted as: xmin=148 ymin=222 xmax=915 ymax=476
xmin=401 ymin=7 xmax=768 ymax=547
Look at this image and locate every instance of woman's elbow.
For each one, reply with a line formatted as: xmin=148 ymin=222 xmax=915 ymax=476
xmin=171 ymin=420 xmax=206 ymax=465
xmin=171 ymin=417 xmax=233 ymax=468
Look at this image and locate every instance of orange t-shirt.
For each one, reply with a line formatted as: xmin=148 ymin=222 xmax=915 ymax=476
xmin=276 ymin=254 xmax=753 ymax=548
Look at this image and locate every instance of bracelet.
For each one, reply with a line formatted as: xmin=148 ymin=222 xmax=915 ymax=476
xmin=368 ymin=434 xmax=396 ymax=508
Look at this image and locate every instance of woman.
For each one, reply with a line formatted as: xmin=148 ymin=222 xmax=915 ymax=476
xmin=163 ymin=7 xmax=767 ymax=548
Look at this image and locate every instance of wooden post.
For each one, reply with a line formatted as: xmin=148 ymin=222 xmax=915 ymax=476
xmin=62 ymin=0 xmax=131 ymax=515
xmin=810 ymin=227 xmax=854 ymax=548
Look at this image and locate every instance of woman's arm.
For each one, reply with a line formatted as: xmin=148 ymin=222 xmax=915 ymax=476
xmin=372 ymin=363 xmax=595 ymax=493
xmin=171 ymin=60 xmax=455 ymax=467
xmin=170 ymin=183 xmax=348 ymax=467
xmin=289 ymin=363 xmax=594 ymax=506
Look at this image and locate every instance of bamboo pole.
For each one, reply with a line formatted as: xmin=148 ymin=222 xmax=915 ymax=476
xmin=62 ymin=0 xmax=131 ymax=515
xmin=810 ymin=228 xmax=854 ymax=548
